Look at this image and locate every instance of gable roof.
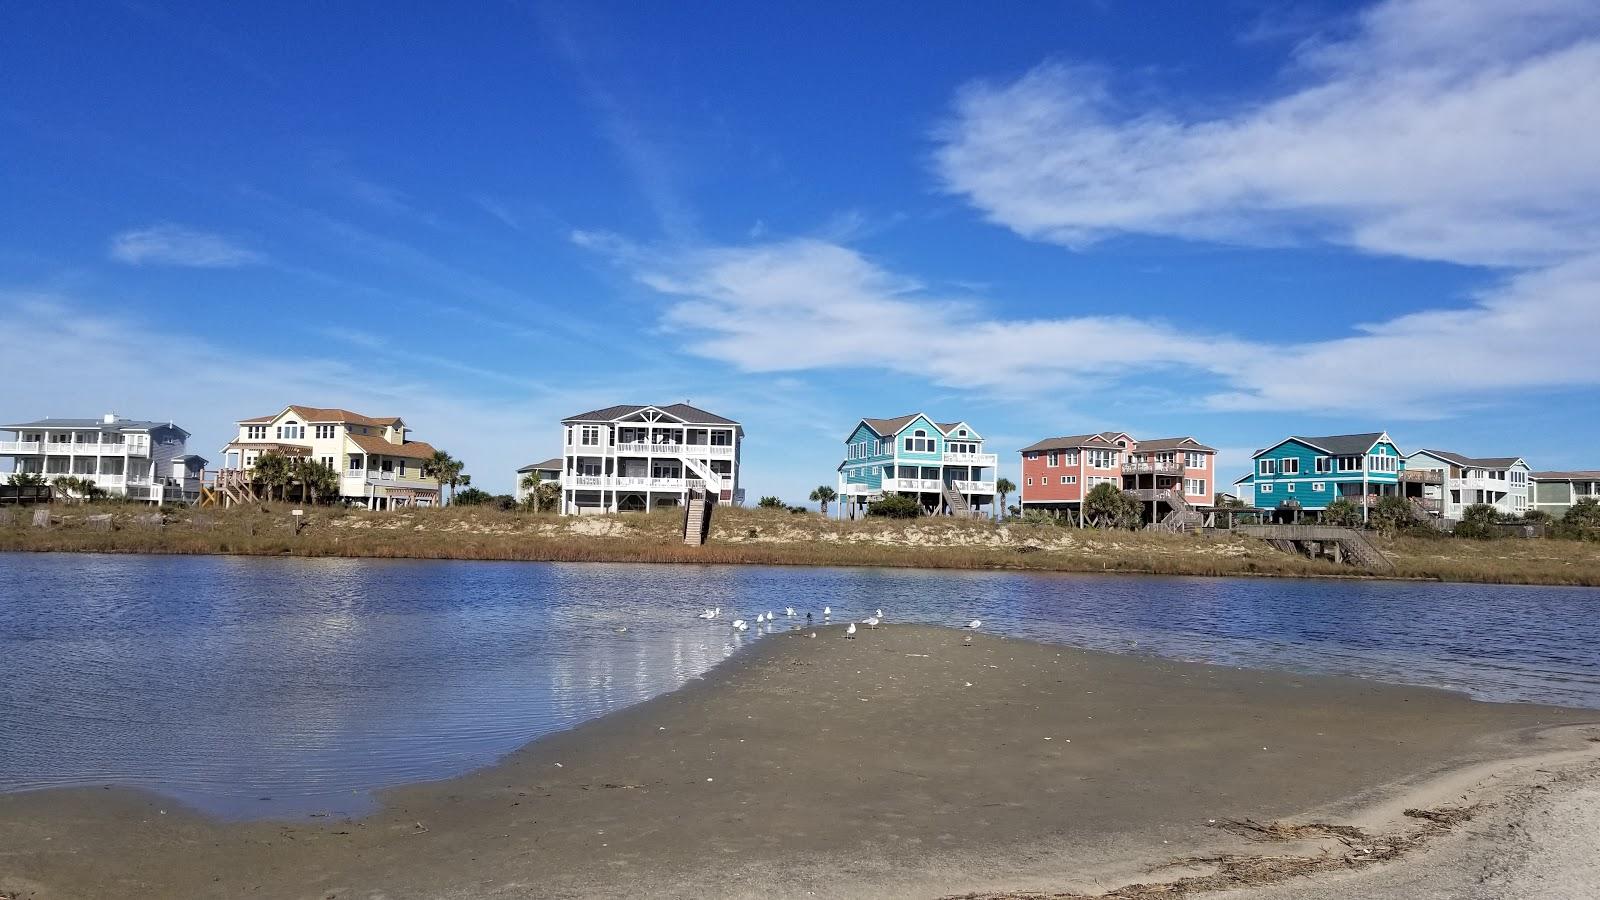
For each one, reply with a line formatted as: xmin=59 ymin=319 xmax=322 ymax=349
xmin=239 ymin=406 xmax=402 ymax=428
xmin=1530 ymin=470 xmax=1600 ymax=481
xmin=859 ymin=413 xmax=924 ymax=436
xmin=562 ymin=403 xmax=739 ymax=426
xmin=517 ymin=457 xmax=563 ymax=473
xmin=1415 ymin=449 xmax=1525 ymax=469
xmin=1018 ymin=433 xmax=1120 ymax=453
xmin=348 ymin=433 xmax=437 ymax=461
xmin=1255 ymin=432 xmax=1392 ymax=458
xmin=1136 ymin=436 xmax=1216 ymax=452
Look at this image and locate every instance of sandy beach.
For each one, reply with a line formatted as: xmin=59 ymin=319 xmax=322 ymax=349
xmin=2 ymin=624 xmax=1597 ymax=900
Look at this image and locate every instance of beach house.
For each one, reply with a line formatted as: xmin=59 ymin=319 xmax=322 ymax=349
xmin=219 ymin=405 xmax=441 ymax=509
xmin=836 ymin=413 xmax=997 ymax=518
xmin=1528 ymin=471 xmax=1600 ymax=518
xmin=1017 ymin=432 xmax=1214 ymax=526
xmin=559 ymin=404 xmax=742 ymax=514
xmin=1 ymin=413 xmax=203 ymax=504
xmin=1237 ymin=432 xmax=1405 ymax=522
xmin=1402 ymin=450 xmax=1530 ymax=521
xmin=515 ymin=457 xmax=563 ymax=502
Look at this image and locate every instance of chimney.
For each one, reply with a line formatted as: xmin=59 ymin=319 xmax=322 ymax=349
xmin=103 ymin=412 xmax=118 ymax=424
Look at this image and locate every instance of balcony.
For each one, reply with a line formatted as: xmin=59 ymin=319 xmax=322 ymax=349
xmin=351 ymin=471 xmax=440 ymax=491
xmin=942 ymin=451 xmax=997 ymax=467
xmin=30 ymin=437 xmax=150 ymax=457
xmin=840 ymin=482 xmax=878 ymax=496
xmin=1122 ymin=460 xmax=1185 ymax=476
xmin=563 ymin=475 xmax=715 ymax=492
xmin=0 ymin=441 xmax=41 ymax=454
xmin=1399 ymin=469 xmax=1443 ymax=484
xmin=611 ymin=442 xmax=737 ymax=458
xmin=1125 ymin=488 xmax=1178 ymax=502
xmin=950 ymin=480 xmax=996 ymax=493
xmin=882 ymin=478 xmax=943 ymax=492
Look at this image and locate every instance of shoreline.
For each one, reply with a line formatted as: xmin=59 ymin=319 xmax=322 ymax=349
xmin=3 ymin=625 xmax=1598 ymax=899
xmin=4 ymin=503 xmax=1600 ymax=587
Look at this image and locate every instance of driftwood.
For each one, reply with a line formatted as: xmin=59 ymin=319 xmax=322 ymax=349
xmin=31 ymin=508 xmax=51 ymax=528
xmin=85 ymin=514 xmax=114 ymax=531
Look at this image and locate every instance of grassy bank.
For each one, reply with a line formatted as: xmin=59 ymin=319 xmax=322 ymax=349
xmin=2 ymin=502 xmax=1599 ymax=585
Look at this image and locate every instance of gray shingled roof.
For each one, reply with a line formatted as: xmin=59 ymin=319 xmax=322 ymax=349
xmin=4 ymin=417 xmax=185 ymax=434
xmin=517 ymin=457 xmax=563 ymax=473
xmin=1137 ymin=436 xmax=1216 ymax=452
xmin=1279 ymin=432 xmax=1388 ymax=456
xmin=860 ymin=413 xmax=922 ymax=436
xmin=1530 ymin=470 xmax=1600 ymax=481
xmin=563 ymin=404 xmax=739 ymax=426
xmin=1418 ymin=449 xmax=1524 ymax=469
xmin=1018 ymin=433 xmax=1120 ymax=453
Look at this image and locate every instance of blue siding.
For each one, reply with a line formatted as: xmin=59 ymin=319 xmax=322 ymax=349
xmin=893 ymin=414 xmax=944 ymax=464
xmin=1251 ymin=434 xmax=1404 ymax=511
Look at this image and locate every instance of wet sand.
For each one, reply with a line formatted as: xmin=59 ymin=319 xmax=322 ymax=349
xmin=2 ymin=624 xmax=1597 ymax=900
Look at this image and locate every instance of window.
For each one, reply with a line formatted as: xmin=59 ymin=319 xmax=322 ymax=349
xmin=1260 ymin=484 xmax=1273 ymax=493
xmin=1088 ymin=449 xmax=1118 ymax=468
xmin=276 ymin=421 xmax=303 ymax=440
xmin=1026 ymin=451 xmax=1038 ymax=460
xmin=1368 ymin=454 xmax=1397 ymax=473
xmin=1062 ymin=475 xmax=1076 ymax=485
xmin=711 ymin=431 xmax=730 ymax=446
xmin=1047 ymin=451 xmax=1059 ymax=467
xmin=398 ymin=461 xmax=406 ymax=476
xmin=1026 ymin=477 xmax=1033 ymax=486
xmin=1312 ymin=481 xmax=1325 ymax=492
xmin=578 ymin=461 xmax=602 ymax=477
xmin=1315 ymin=456 xmax=1332 ymax=474
xmin=245 ymin=425 xmax=267 ymax=441
xmin=1338 ymin=455 xmax=1363 ymax=472
xmin=1085 ymin=475 xmax=1117 ymax=488
xmin=1280 ymin=458 xmax=1299 ymax=475
xmin=347 ymin=455 xmax=363 ymax=471
xmin=904 ymin=429 xmax=934 ymax=453
xmin=580 ymin=426 xmax=601 ymax=446
xmin=1286 ymin=483 xmax=1296 ymax=493
xmin=320 ymin=456 xmax=334 ymax=470
xmin=1259 ymin=459 xmax=1277 ymax=476
xmin=1184 ymin=478 xmax=1207 ymax=495
xmin=1184 ymin=451 xmax=1207 ymax=469
xmin=1063 ymin=450 xmax=1079 ymax=465
xmin=314 ymin=424 xmax=336 ymax=439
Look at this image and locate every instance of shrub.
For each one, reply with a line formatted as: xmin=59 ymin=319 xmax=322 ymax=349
xmin=1019 ymin=509 xmax=1058 ymax=526
xmin=452 ymin=487 xmax=494 ymax=506
xmin=1368 ymin=495 xmax=1415 ymax=536
xmin=1322 ymin=497 xmax=1361 ymax=527
xmin=1452 ymin=503 xmax=1502 ymax=540
xmin=756 ymin=496 xmax=784 ymax=509
xmin=867 ymin=493 xmax=922 ymax=519
xmin=1555 ymin=498 xmax=1600 ymax=541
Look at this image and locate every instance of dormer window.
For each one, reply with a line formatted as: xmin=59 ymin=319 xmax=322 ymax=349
xmin=904 ymin=429 xmax=933 ymax=453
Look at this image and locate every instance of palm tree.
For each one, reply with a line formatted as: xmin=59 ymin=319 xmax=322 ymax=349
xmin=423 ymin=451 xmax=466 ymax=504
xmin=291 ymin=458 xmax=339 ymax=505
xmin=7 ymin=471 xmax=45 ymax=487
xmin=995 ymin=477 xmax=1016 ymax=517
xmin=252 ymin=451 xmax=292 ymax=502
xmin=809 ymin=485 xmax=837 ymax=515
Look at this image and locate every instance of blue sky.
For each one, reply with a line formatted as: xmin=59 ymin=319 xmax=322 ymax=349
xmin=4 ymin=1 xmax=1599 ymax=499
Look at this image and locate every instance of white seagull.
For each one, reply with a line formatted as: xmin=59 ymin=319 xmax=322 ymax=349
xmin=732 ymin=619 xmax=748 ymax=631
xmin=845 ymin=622 xmax=857 ymax=639
xmin=756 ymin=612 xmax=765 ymax=623
xmin=875 ymin=608 xmax=884 ymax=619
xmin=823 ymin=606 xmax=832 ymax=618
xmin=864 ymin=616 xmax=880 ymax=630
xmin=697 ymin=607 xmax=721 ymax=620
xmin=965 ymin=619 xmax=982 ymax=629
xmin=785 ymin=607 xmax=796 ymax=618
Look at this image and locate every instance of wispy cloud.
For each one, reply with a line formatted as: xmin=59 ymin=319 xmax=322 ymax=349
xmin=934 ymin=0 xmax=1600 ymax=267
xmin=578 ymin=230 xmax=1600 ymax=416
xmin=108 ymin=224 xmax=262 ymax=268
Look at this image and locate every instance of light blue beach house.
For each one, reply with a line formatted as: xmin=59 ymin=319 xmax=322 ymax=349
xmin=1235 ymin=432 xmax=1406 ymax=522
xmin=836 ymin=413 xmax=997 ymax=519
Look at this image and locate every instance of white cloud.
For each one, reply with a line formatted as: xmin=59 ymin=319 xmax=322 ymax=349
xmin=934 ymin=0 xmax=1600 ymax=267
xmin=582 ymin=231 xmax=1600 ymax=416
xmin=109 ymin=224 xmax=263 ymax=268
xmin=592 ymin=234 xmax=1244 ymax=394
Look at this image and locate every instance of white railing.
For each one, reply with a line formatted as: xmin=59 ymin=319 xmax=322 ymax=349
xmin=951 ymin=480 xmax=997 ymax=493
xmin=0 ymin=441 xmax=41 ymax=454
xmin=840 ymin=483 xmax=877 ymax=495
xmin=882 ymin=478 xmax=942 ymax=492
xmin=942 ymin=452 xmax=997 ymax=467
xmin=350 ymin=471 xmax=438 ymax=490
xmin=95 ymin=473 xmax=127 ymax=487
xmin=29 ymin=437 xmax=150 ymax=456
xmin=1123 ymin=460 xmax=1185 ymax=475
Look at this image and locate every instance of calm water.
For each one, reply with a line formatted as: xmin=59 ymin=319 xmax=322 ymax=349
xmin=2 ymin=552 xmax=1598 ymax=819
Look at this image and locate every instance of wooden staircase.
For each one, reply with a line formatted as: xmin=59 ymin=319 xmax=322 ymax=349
xmin=199 ymin=469 xmax=258 ymax=508
xmin=1235 ymin=524 xmax=1393 ymax=571
xmin=941 ymin=482 xmax=972 ymax=518
xmin=683 ymin=487 xmax=714 ymax=545
xmin=1157 ymin=491 xmax=1204 ymax=533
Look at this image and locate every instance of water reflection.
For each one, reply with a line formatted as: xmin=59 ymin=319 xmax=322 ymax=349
xmin=0 ymin=553 xmax=1596 ymax=818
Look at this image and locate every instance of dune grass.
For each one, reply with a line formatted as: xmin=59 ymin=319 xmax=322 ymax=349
xmin=1 ymin=502 xmax=1597 ymax=585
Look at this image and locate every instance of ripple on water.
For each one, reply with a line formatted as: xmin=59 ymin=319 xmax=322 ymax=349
xmin=0 ymin=552 xmax=1597 ymax=818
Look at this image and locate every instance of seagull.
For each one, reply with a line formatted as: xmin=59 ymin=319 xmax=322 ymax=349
xmin=875 ymin=608 xmax=884 ymax=619
xmin=697 ymin=607 xmax=718 ymax=619
xmin=767 ymin=610 xmax=775 ymax=622
xmin=732 ymin=619 xmax=748 ymax=631
xmin=756 ymin=612 xmax=765 ymax=623
xmin=824 ymin=606 xmax=832 ymax=618
xmin=786 ymin=607 xmax=795 ymax=618
xmin=808 ymin=632 xmax=816 ymax=639
xmin=845 ymin=623 xmax=857 ymax=639
xmin=965 ymin=619 xmax=982 ymax=629
xmin=865 ymin=616 xmax=880 ymax=630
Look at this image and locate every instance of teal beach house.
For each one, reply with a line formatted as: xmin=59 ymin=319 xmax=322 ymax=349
xmin=836 ymin=413 xmax=997 ymax=519
xmin=1235 ymin=432 xmax=1406 ymax=523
